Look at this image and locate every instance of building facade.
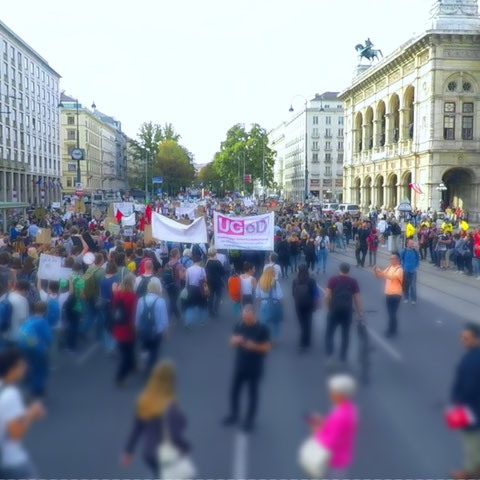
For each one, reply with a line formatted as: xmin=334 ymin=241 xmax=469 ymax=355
xmin=0 ymin=20 xmax=61 ymax=205
xmin=340 ymin=0 xmax=480 ymax=221
xmin=269 ymin=92 xmax=344 ymax=201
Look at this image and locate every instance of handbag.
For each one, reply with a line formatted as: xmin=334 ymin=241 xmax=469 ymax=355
xmin=298 ymin=436 xmax=331 ymax=478
xmin=445 ymin=405 xmax=476 ymax=429
xmin=157 ymin=405 xmax=196 ymax=480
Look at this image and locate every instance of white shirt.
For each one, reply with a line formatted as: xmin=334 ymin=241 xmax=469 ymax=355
xmin=186 ymin=264 xmax=206 ymax=287
xmin=335 ymin=222 xmax=344 ymax=235
xmin=0 ymin=383 xmax=29 ymax=467
xmin=1 ymin=292 xmax=29 ymax=341
xmin=263 ymin=263 xmax=281 ymax=280
xmin=240 ymin=275 xmax=254 ymax=296
xmin=315 ymin=235 xmax=330 ymax=251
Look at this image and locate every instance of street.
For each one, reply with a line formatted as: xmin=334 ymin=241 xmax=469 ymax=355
xmin=26 ymin=246 xmax=475 ymax=479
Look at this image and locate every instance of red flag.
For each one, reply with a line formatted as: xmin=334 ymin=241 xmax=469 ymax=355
xmin=139 ymin=216 xmax=145 ymax=231
xmin=145 ymin=204 xmax=152 ymax=224
xmin=115 ymin=209 xmax=123 ymax=224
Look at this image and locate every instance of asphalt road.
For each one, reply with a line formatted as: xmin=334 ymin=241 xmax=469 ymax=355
xmin=25 ymin=248 xmax=475 ymax=479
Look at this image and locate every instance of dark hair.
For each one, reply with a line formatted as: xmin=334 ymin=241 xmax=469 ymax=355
xmin=105 ymin=262 xmax=118 ymax=275
xmin=33 ymin=301 xmax=47 ymax=315
xmin=297 ymin=264 xmax=310 ymax=283
xmin=0 ymin=349 xmax=23 ymax=378
xmin=125 ymin=248 xmax=133 ymax=257
xmin=135 ymin=248 xmax=144 ymax=257
xmin=94 ymin=253 xmax=104 ymax=266
xmin=15 ymin=280 xmax=31 ymax=292
xmin=21 ymin=256 xmax=36 ymax=275
xmin=0 ymin=252 xmax=10 ymax=266
xmin=243 ymin=261 xmax=253 ymax=273
xmin=464 ymin=322 xmax=480 ymax=339
xmin=339 ymin=262 xmax=350 ymax=274
xmin=115 ymin=252 xmax=126 ymax=267
xmin=391 ymin=252 xmax=400 ymax=260
xmin=270 ymin=252 xmax=279 ymax=263
xmin=64 ymin=257 xmax=75 ymax=268
xmin=192 ymin=254 xmax=202 ymax=263
xmin=73 ymin=263 xmax=83 ymax=273
xmin=0 ymin=266 xmax=13 ymax=297
xmin=48 ymin=280 xmax=60 ymax=294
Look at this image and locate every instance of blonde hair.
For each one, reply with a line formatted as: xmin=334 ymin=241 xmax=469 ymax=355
xmin=259 ymin=266 xmax=276 ymax=293
xmin=137 ymin=361 xmax=176 ymax=420
xmin=120 ymin=273 xmax=136 ymax=292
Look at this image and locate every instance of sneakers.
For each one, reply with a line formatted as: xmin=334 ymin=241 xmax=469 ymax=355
xmin=403 ymin=299 xmax=409 ymax=304
xmin=411 ymin=301 xmax=416 ymax=305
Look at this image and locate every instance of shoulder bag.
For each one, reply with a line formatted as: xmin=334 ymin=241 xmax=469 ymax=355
xmin=298 ymin=435 xmax=331 ymax=478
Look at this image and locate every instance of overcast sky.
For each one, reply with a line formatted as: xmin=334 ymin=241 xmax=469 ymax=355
xmin=2 ymin=0 xmax=433 ymax=164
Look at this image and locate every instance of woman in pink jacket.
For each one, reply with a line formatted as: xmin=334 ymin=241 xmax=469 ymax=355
xmin=310 ymin=374 xmax=358 ymax=477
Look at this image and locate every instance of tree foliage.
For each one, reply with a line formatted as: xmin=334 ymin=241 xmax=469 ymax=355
xmin=212 ymin=123 xmax=275 ymax=194
xmin=153 ymin=140 xmax=195 ymax=195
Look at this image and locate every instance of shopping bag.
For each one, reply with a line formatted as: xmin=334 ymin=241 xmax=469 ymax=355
xmin=298 ymin=436 xmax=330 ymax=478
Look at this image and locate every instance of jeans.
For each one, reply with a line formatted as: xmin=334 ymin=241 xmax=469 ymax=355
xmin=25 ymin=349 xmax=48 ymax=398
xmin=325 ymin=310 xmax=352 ymax=361
xmin=66 ymin=310 xmax=81 ymax=351
xmin=296 ymin=307 xmax=313 ymax=348
xmin=475 ymin=257 xmax=480 ymax=276
xmin=259 ymin=300 xmax=282 ymax=337
xmin=229 ymin=370 xmax=260 ymax=425
xmin=403 ymin=271 xmax=417 ymax=302
xmin=116 ymin=341 xmax=136 ymax=384
xmin=316 ymin=249 xmax=328 ymax=273
xmin=185 ymin=306 xmax=207 ymax=326
xmin=368 ymin=250 xmax=377 ymax=266
xmin=306 ymin=256 xmax=316 ymax=272
xmin=99 ymin=302 xmax=115 ymax=352
xmin=291 ymin=254 xmax=299 ymax=272
xmin=141 ymin=335 xmax=162 ymax=376
xmin=280 ymin=264 xmax=289 ymax=279
xmin=208 ymin=284 xmax=222 ymax=316
xmin=82 ymin=299 xmax=99 ymax=338
xmin=167 ymin=286 xmax=180 ymax=321
xmin=385 ymin=295 xmax=402 ymax=336
xmin=0 ymin=460 xmax=36 ymax=480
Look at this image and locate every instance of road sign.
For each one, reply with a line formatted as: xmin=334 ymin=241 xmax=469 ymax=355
xmin=71 ymin=148 xmax=84 ymax=161
xmin=152 ymin=177 xmax=163 ymax=184
xmin=75 ymin=182 xmax=84 ymax=197
xmin=244 ymin=174 xmax=252 ymax=183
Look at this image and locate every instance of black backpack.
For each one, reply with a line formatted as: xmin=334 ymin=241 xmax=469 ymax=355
xmin=330 ymin=278 xmax=353 ymax=313
xmin=136 ymin=276 xmax=151 ymax=298
xmin=294 ymin=281 xmax=314 ymax=309
xmin=111 ymin=298 xmax=128 ymax=326
xmin=138 ymin=297 xmax=158 ymax=342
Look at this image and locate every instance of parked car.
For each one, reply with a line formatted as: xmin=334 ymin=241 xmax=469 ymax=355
xmin=322 ymin=203 xmax=339 ymax=215
xmin=335 ymin=203 xmax=361 ymax=217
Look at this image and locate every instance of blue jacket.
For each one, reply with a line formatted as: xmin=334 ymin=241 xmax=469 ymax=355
xmin=400 ymin=248 xmax=420 ymax=273
xmin=451 ymin=347 xmax=480 ymax=430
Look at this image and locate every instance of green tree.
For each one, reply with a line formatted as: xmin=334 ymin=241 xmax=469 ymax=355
xmin=153 ymin=140 xmax=195 ymax=195
xmin=197 ymin=162 xmax=224 ymax=194
xmin=213 ymin=123 xmax=275 ymax=194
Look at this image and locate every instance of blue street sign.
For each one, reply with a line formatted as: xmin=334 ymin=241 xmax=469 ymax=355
xmin=152 ymin=177 xmax=163 ymax=184
xmin=156 ymin=188 xmax=162 ymax=195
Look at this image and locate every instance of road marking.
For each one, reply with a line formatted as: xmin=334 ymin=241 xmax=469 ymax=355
xmin=76 ymin=342 xmax=100 ymax=366
xmin=232 ymin=431 xmax=248 ymax=479
xmin=317 ymin=286 xmax=403 ymax=362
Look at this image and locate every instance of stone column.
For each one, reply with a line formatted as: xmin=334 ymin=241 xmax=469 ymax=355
xmin=362 ymin=124 xmax=368 ymax=152
xmin=385 ymin=113 xmax=393 ymax=145
xmin=373 ymin=120 xmax=380 ymax=148
xmin=399 ymin=108 xmax=409 ymax=142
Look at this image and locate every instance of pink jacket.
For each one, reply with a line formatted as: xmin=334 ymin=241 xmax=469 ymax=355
xmin=315 ymin=400 xmax=358 ymax=469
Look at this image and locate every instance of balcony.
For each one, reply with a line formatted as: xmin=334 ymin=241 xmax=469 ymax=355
xmin=311 ymin=146 xmax=319 ymax=151
xmin=324 ymin=171 xmax=332 ymax=177
xmin=324 ymin=133 xmax=332 ymax=138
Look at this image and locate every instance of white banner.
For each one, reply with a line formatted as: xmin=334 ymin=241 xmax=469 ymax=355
xmin=213 ymin=211 xmax=274 ymax=251
xmin=38 ymin=254 xmax=72 ymax=281
xmin=121 ymin=213 xmax=136 ymax=226
xmin=175 ymin=206 xmax=196 ymax=220
xmin=152 ymin=212 xmax=208 ymax=243
xmin=113 ymin=202 xmax=134 ymax=216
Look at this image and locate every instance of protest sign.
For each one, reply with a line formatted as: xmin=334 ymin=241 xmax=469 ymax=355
xmin=109 ymin=224 xmax=121 ymax=235
xmin=38 ymin=254 xmax=72 ymax=281
xmin=152 ymin=212 xmax=207 ymax=243
xmin=213 ymin=211 xmax=274 ymax=251
xmin=113 ymin=202 xmax=134 ymax=217
xmin=175 ymin=206 xmax=196 ymax=220
xmin=121 ymin=213 xmax=136 ymax=227
xmin=144 ymin=224 xmax=153 ymax=244
xmin=51 ymin=202 xmax=61 ymax=209
xmin=123 ymin=228 xmax=133 ymax=237
xmin=35 ymin=228 xmax=52 ymax=245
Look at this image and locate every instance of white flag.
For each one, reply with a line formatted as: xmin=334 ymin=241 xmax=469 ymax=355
xmin=152 ymin=212 xmax=208 ymax=243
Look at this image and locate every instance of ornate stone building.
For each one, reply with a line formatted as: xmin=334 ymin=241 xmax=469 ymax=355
xmin=340 ymin=0 xmax=480 ymax=221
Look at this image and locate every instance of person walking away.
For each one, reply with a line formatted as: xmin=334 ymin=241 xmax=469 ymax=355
xmin=400 ymin=239 xmax=420 ymax=305
xmin=205 ymin=247 xmax=224 ymax=318
xmin=263 ymin=252 xmax=282 ymax=280
xmin=474 ymin=227 xmax=480 ymax=280
xmin=292 ymin=265 xmax=320 ymax=352
xmin=82 ymin=252 xmax=105 ymax=340
xmin=240 ymin=262 xmax=257 ymax=306
xmin=111 ymin=274 xmax=137 ymax=387
xmin=366 ymin=229 xmax=379 ymax=267
xmin=358 ymin=224 xmax=369 ymax=267
xmin=436 ymin=228 xmax=449 ymax=269
xmin=324 ymin=263 xmax=363 ymax=363
xmin=303 ymin=374 xmax=358 ymax=478
xmin=344 ymin=217 xmax=352 ymax=246
xmin=419 ymin=226 xmax=429 ymax=261
xmin=390 ymin=220 xmax=401 ymax=253
xmin=449 ymin=323 xmax=480 ymax=479
xmin=136 ymin=260 xmax=162 ymax=297
xmin=0 ymin=349 xmax=45 ymax=479
xmin=374 ymin=253 xmax=404 ymax=338
xmin=2 ymin=280 xmax=29 ymax=343
xmin=162 ymin=249 xmax=185 ymax=323
xmin=64 ymin=263 xmax=85 ymax=352
xmin=17 ymin=301 xmax=52 ymax=399
xmin=256 ymin=267 xmax=283 ymax=338
xmin=98 ymin=262 xmax=119 ymax=352
xmin=184 ymin=255 xmax=208 ymax=328
xmin=222 ymin=305 xmax=271 ymax=432
xmin=289 ymin=233 xmax=301 ymax=273
xmin=304 ymin=237 xmax=317 ymax=273
xmin=276 ymin=235 xmax=291 ymax=279
xmin=135 ymin=282 xmax=169 ymax=376
xmin=122 ymin=362 xmax=192 ymax=477
xmin=315 ymin=231 xmax=329 ymax=274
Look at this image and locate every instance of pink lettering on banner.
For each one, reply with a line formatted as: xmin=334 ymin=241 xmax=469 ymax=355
xmin=217 ymin=216 xmax=244 ymax=235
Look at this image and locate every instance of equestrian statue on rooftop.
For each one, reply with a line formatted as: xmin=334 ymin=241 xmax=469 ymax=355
xmin=355 ymin=38 xmax=383 ymax=62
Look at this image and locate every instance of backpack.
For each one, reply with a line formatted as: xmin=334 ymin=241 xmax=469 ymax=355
xmin=138 ymin=297 xmax=158 ymax=342
xmin=371 ymin=236 xmax=379 ymax=248
xmin=83 ymin=267 xmax=101 ymax=300
xmin=192 ymin=244 xmax=203 ymax=259
xmin=0 ymin=294 xmax=13 ymax=334
xmin=319 ymin=237 xmax=326 ymax=249
xmin=18 ymin=319 xmax=41 ymax=352
xmin=111 ymin=298 xmax=128 ymax=327
xmin=136 ymin=275 xmax=151 ymax=297
xmin=294 ymin=281 xmax=313 ymax=309
xmin=46 ymin=297 xmax=60 ymax=328
xmin=330 ymin=278 xmax=354 ymax=313
xmin=228 ymin=274 xmax=241 ymax=302
xmin=161 ymin=266 xmax=175 ymax=292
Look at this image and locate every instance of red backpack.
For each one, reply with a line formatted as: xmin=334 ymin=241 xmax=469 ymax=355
xmin=228 ymin=274 xmax=241 ymax=302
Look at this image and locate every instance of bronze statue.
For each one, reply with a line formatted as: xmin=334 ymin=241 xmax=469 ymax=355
xmin=355 ymin=39 xmax=383 ymax=62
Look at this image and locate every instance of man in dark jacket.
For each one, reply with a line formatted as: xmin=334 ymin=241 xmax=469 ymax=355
xmin=450 ymin=323 xmax=480 ymax=479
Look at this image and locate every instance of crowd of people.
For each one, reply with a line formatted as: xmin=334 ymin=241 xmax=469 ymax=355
xmin=0 ymin=199 xmax=478 ymax=478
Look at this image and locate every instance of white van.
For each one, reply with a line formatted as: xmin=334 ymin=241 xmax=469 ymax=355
xmin=335 ymin=204 xmax=361 ymax=217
